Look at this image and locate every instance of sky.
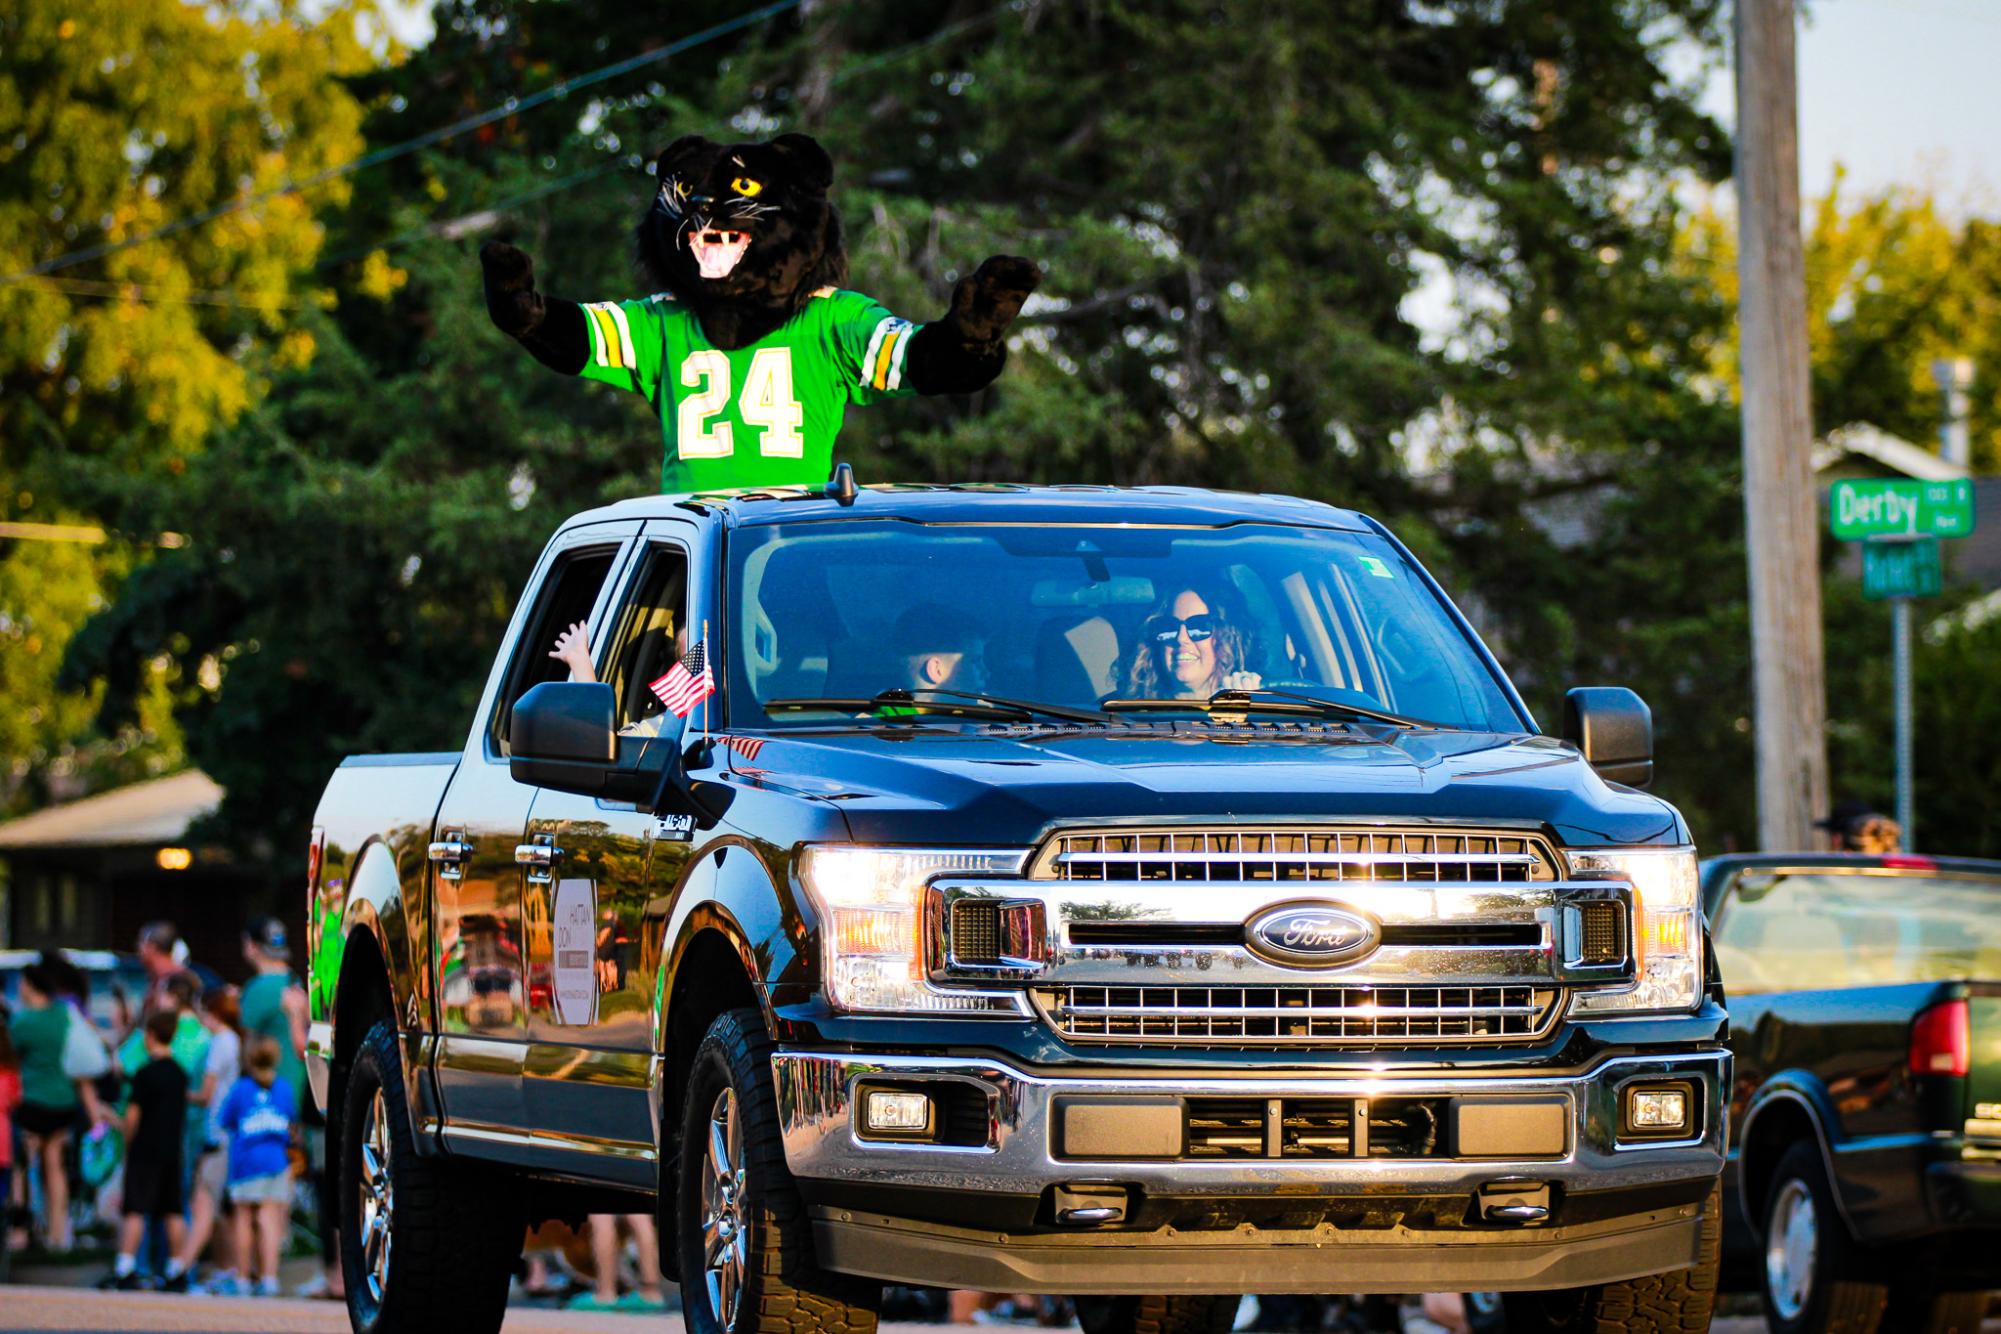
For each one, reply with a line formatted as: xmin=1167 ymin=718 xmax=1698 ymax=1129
xmin=1707 ymin=0 xmax=2001 ymax=211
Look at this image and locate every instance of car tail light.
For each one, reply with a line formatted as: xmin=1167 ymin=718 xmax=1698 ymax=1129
xmin=1910 ymin=999 xmax=1970 ymax=1078
xmin=1882 ymin=854 xmax=1938 ymax=872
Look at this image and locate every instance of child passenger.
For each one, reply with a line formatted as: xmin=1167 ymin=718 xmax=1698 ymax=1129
xmin=217 ymin=1036 xmax=296 ymax=1297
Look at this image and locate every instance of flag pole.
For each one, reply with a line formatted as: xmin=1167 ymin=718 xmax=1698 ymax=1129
xmin=701 ymin=617 xmax=711 ymax=750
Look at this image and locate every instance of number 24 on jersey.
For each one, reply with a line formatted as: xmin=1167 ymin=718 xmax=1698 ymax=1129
xmin=677 ymin=349 xmax=806 ymax=460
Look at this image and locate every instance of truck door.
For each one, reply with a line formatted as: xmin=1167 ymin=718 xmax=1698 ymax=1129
xmin=429 ymin=523 xmax=637 ymax=1143
xmin=520 ymin=524 xmax=706 ymax=1175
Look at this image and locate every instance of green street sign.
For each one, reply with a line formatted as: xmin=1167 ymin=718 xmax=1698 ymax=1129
xmin=1862 ymin=537 xmax=1942 ymax=601
xmin=1829 ymin=477 xmax=1977 ymax=540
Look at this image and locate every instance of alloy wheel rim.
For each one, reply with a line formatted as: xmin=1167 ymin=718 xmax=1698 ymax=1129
xmin=700 ymin=1086 xmax=748 ymax=1330
xmin=1765 ymin=1178 xmax=1818 ymax=1321
xmin=358 ymin=1086 xmax=395 ymax=1304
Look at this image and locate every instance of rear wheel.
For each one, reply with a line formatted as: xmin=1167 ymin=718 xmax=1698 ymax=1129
xmin=676 ymin=1007 xmax=880 ymax=1334
xmin=1755 ymin=1142 xmax=1886 ymax=1334
xmin=1074 ymin=1295 xmax=1242 ymax=1334
xmin=1501 ymin=1182 xmax=1722 ymax=1332
xmin=1882 ymin=1288 xmax=1991 ymax=1334
xmin=339 ymin=1020 xmax=523 ymax=1334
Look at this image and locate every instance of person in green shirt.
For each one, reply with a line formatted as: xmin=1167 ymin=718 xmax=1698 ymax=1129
xmin=482 ymin=132 xmax=1038 ymax=494
xmin=239 ymin=918 xmax=308 ymax=1118
xmin=12 ymin=964 xmax=80 ymax=1250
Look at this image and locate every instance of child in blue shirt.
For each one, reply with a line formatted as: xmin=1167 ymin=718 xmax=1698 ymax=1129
xmin=216 ymin=1036 xmax=296 ymax=1297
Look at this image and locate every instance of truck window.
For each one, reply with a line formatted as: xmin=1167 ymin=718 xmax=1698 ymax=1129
xmin=601 ymin=545 xmax=689 ymax=731
xmin=491 ymin=545 xmax=620 ymax=755
xmin=1713 ymin=870 xmax=2001 ymax=994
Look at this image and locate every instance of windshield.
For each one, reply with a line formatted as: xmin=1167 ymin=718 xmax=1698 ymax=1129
xmin=1714 ymin=869 xmax=2001 ymax=994
xmin=725 ymin=519 xmax=1523 ymax=731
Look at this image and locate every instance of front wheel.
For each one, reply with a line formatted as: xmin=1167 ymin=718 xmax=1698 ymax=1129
xmin=1757 ymin=1142 xmax=1886 ymax=1334
xmin=1502 ymin=1182 xmax=1722 ymax=1332
xmin=676 ymin=1008 xmax=880 ymax=1334
xmin=339 ymin=1020 xmax=523 ymax=1334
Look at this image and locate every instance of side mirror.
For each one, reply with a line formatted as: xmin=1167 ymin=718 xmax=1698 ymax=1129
xmin=1563 ymin=686 xmax=1653 ymax=789
xmin=510 ymin=682 xmax=682 ymax=803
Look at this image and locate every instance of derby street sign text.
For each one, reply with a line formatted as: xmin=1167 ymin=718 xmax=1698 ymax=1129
xmin=1828 ymin=477 xmax=1977 ymax=540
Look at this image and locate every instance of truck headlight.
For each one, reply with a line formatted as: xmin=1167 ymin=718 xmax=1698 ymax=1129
xmin=798 ymin=846 xmax=1030 ymax=1015
xmin=1565 ymin=846 xmax=1703 ymax=1015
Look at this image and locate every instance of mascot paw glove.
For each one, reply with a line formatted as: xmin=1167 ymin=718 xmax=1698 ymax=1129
xmin=951 ymin=255 xmax=1041 ymax=346
xmin=480 ymin=240 xmax=547 ymax=337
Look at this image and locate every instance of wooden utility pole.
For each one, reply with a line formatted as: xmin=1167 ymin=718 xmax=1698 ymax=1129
xmin=1735 ymin=0 xmax=1828 ymax=851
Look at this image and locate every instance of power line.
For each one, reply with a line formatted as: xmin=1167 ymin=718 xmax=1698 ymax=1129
xmin=24 ymin=275 xmax=304 ymax=310
xmin=0 ymin=0 xmax=806 ymax=286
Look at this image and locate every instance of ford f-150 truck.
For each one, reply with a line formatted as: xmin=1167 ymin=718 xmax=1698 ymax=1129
xmin=306 ymin=481 xmax=1729 ymax=1334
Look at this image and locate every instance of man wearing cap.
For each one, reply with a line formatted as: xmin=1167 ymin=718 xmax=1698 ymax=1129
xmin=239 ymin=920 xmax=308 ymax=1120
xmin=1816 ymin=799 xmax=1904 ymax=855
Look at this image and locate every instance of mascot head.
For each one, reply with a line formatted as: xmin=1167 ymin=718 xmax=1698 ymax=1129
xmin=638 ymin=132 xmax=848 ymax=347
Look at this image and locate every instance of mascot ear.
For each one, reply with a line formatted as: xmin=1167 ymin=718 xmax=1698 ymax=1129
xmin=768 ymin=133 xmax=834 ymax=193
xmin=653 ymin=134 xmax=717 ymax=178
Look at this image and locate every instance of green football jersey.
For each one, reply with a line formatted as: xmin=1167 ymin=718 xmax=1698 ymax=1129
xmin=576 ymin=288 xmax=921 ymax=493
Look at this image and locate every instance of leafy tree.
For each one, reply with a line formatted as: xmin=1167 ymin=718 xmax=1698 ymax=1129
xmin=1682 ymin=175 xmax=2001 ymax=467
xmin=0 ymin=0 xmax=373 ymax=813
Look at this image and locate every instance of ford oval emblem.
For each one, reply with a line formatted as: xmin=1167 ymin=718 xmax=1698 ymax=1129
xmin=1245 ymin=903 xmax=1381 ymax=968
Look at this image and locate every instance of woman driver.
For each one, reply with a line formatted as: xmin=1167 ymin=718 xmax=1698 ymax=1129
xmin=1123 ymin=585 xmax=1263 ymax=700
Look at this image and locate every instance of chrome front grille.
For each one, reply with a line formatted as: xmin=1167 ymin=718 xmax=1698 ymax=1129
xmin=1036 ymin=983 xmax=1560 ymax=1046
xmin=1041 ymin=827 xmax=1559 ymax=885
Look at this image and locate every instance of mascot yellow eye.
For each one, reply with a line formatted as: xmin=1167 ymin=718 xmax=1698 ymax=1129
xmin=731 ymin=176 xmax=764 ymax=198
xmin=673 ymin=180 xmax=690 ymax=199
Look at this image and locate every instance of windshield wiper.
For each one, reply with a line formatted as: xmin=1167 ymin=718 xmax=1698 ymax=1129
xmin=766 ymin=688 xmax=1113 ymax=726
xmin=1102 ymin=688 xmax=1425 ymax=728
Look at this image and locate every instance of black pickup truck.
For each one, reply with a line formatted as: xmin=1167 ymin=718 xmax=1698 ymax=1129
xmin=1706 ymin=852 xmax=2001 ymax=1334
xmin=306 ymin=482 xmax=1729 ymax=1334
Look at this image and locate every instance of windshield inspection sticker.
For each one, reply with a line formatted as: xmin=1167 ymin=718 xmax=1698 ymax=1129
xmin=1357 ymin=556 xmax=1396 ymax=579
xmin=552 ymin=877 xmax=600 ymax=1026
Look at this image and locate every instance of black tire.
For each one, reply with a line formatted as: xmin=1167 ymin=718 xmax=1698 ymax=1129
xmin=1502 ymin=1182 xmax=1723 ymax=1332
xmin=676 ymin=1007 xmax=880 ymax=1334
xmin=1753 ymin=1142 xmax=1887 ymax=1334
xmin=1074 ymin=1295 xmax=1242 ymax=1334
xmin=339 ymin=1019 xmax=523 ymax=1334
xmin=1881 ymin=1288 xmax=1991 ymax=1334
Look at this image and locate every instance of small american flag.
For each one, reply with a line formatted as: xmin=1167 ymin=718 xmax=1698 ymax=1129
xmin=649 ymin=640 xmax=714 ymax=717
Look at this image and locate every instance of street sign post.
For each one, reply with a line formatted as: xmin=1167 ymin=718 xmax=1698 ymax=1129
xmin=1830 ymin=479 xmax=1978 ymax=853
xmin=1861 ymin=537 xmax=1943 ymax=601
xmin=1829 ymin=477 xmax=1976 ymax=540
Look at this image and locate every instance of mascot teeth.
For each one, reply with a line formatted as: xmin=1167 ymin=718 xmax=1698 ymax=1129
xmin=690 ymin=229 xmax=750 ymax=279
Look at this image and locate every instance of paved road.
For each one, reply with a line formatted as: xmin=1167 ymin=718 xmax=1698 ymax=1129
xmin=0 ymin=1286 xmax=1819 ymax=1334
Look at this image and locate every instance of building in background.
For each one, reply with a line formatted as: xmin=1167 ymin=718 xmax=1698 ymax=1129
xmin=0 ymin=770 xmax=283 ymax=970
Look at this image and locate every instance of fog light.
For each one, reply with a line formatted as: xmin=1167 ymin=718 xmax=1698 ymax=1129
xmin=1623 ymin=1085 xmax=1691 ymax=1137
xmin=863 ymin=1089 xmax=932 ymax=1136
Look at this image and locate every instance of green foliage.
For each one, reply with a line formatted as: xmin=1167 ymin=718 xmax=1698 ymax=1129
xmin=0 ymin=0 xmax=373 ymax=815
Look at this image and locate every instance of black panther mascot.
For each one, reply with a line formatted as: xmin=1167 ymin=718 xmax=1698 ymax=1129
xmin=480 ymin=132 xmax=1038 ymax=493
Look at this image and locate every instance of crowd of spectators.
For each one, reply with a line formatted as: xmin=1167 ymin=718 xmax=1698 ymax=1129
xmin=0 ymin=919 xmax=331 ymax=1297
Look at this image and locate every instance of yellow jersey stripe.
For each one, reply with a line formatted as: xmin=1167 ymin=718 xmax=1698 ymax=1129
xmin=871 ymin=324 xmax=905 ymax=391
xmin=589 ymin=305 xmax=624 ymax=371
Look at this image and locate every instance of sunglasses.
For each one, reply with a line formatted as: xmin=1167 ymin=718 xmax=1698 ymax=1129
xmin=1146 ymin=613 xmax=1220 ymax=645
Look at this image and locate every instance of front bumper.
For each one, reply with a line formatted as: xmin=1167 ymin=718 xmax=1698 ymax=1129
xmin=773 ymin=1047 xmax=1727 ymax=1294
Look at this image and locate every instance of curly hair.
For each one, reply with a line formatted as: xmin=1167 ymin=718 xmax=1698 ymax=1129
xmin=1124 ymin=584 xmax=1251 ymax=698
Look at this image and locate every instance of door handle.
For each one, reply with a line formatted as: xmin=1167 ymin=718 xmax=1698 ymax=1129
xmin=429 ymin=835 xmax=473 ymax=882
xmin=515 ymin=840 xmax=563 ymax=883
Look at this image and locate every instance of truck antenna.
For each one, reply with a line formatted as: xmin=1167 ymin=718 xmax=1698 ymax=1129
xmin=826 ymin=461 xmax=859 ymax=507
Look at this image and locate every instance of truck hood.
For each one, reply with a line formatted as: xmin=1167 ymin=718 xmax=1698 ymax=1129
xmin=707 ymin=725 xmax=1684 ymax=849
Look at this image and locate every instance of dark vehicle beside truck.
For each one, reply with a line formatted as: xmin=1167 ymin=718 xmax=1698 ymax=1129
xmin=1706 ymin=853 xmax=2001 ymax=1334
xmin=306 ymin=483 xmax=1729 ymax=1334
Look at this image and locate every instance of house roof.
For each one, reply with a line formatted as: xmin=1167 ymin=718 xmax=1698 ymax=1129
xmin=0 ymin=770 xmax=222 ymax=851
xmin=1812 ymin=422 xmax=1969 ymax=482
